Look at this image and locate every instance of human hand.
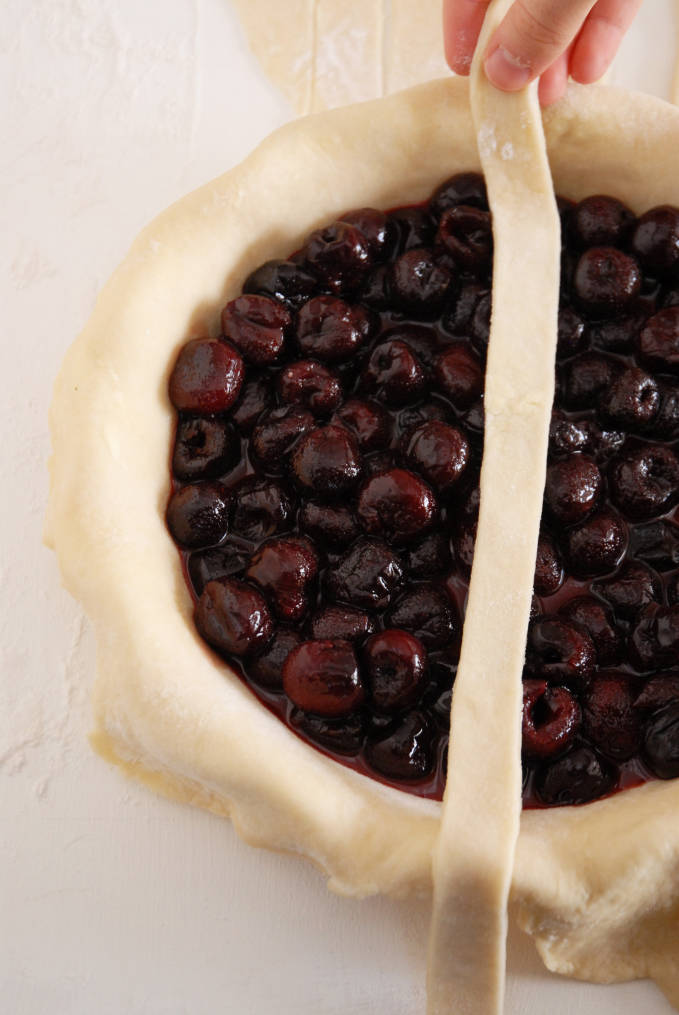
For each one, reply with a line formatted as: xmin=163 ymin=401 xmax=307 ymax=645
xmin=443 ymin=0 xmax=643 ymax=105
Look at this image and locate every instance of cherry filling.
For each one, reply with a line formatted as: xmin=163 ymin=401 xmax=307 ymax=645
xmin=167 ymin=175 xmax=679 ymax=807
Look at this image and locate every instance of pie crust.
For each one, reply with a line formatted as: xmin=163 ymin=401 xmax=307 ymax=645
xmin=46 ymin=76 xmax=679 ymax=1005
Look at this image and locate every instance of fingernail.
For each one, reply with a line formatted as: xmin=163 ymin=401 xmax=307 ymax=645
xmin=484 ymin=46 xmax=532 ymax=91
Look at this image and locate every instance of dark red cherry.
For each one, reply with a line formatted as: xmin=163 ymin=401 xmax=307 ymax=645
xmin=629 ymin=604 xmax=679 ymax=671
xmin=361 ymin=263 xmax=392 ymax=311
xmin=251 ymin=405 xmax=314 ymax=473
xmin=166 ymin=483 xmax=229 ymax=550
xmin=453 ymin=518 xmax=477 ymax=576
xmin=187 ymin=542 xmax=249 ymax=596
xmin=221 ymin=294 xmax=291 ymax=365
xmin=246 ymin=536 xmax=318 ymax=622
xmin=544 ymin=455 xmax=601 ymax=525
xmin=402 ymin=531 xmax=452 ymax=579
xmin=630 ymin=519 xmax=679 ymax=571
xmin=650 ymin=382 xmax=679 ymax=440
xmin=643 ymin=703 xmax=679 ymax=779
xmin=402 ymin=421 xmax=470 ymax=492
xmin=365 ymin=712 xmax=436 ymax=781
xmin=328 ymin=538 xmax=404 ymax=610
xmin=533 ymin=534 xmax=564 ymax=597
xmin=526 ymin=618 xmax=596 ymax=692
xmin=242 ymin=259 xmax=318 ymax=310
xmin=536 ymin=746 xmax=616 ymax=805
xmin=283 ymin=640 xmax=364 ymax=716
xmin=635 ymin=673 xmax=679 ymax=712
xmin=363 ymin=629 xmax=428 ymax=712
xmin=388 ymin=206 xmax=436 ymax=253
xmin=443 ymin=282 xmax=487 ymax=334
xmin=362 ymin=451 xmax=397 ymax=478
xmin=172 ymin=417 xmax=239 ymax=481
xmin=669 ymin=573 xmax=679 ymax=605
xmin=592 ymin=561 xmax=662 ymax=620
xmin=249 ymin=629 xmax=302 ymax=690
xmin=290 ymin=424 xmax=362 ymax=498
xmin=289 ymin=709 xmax=364 ymax=756
xmin=590 ymin=310 xmax=646 ymax=355
xmin=195 ymin=578 xmax=272 ymax=657
xmin=302 ymin=221 xmax=372 ymax=294
xmin=470 ymin=292 xmax=492 ymax=356
xmin=277 ymin=360 xmax=342 ymax=416
xmin=332 ymin=398 xmax=391 ymax=451
xmin=609 ymin=444 xmax=679 ymax=521
xmin=548 ymin=411 xmax=590 ymax=457
xmin=560 ymin=352 xmax=619 ymax=410
xmin=560 ymin=596 xmax=622 ymax=666
xmin=436 ymin=205 xmax=492 ymax=273
xmin=230 ymin=476 xmax=293 ymax=541
xmin=565 ymin=508 xmax=627 ymax=577
xmin=637 ymin=306 xmax=679 ymax=373
xmin=310 ymin=605 xmax=375 ymax=643
xmin=298 ymin=501 xmax=359 ymax=549
xmin=357 ymin=468 xmax=438 ymax=543
xmin=398 ymin=402 xmax=448 ymax=437
xmin=599 ymin=367 xmax=660 ymax=431
xmin=340 ymin=207 xmax=395 ymax=259
xmin=390 ymin=249 xmax=454 ymax=317
xmin=582 ymin=674 xmax=641 ymax=761
xmin=169 ymin=338 xmax=244 ymax=413
xmin=521 ymin=680 xmax=581 ymax=760
xmin=430 ymin=173 xmax=488 ymax=217
xmin=385 ymin=324 xmax=439 ymax=371
xmin=387 ymin=585 xmax=457 ymax=650
xmin=230 ymin=375 xmax=273 ymax=432
xmin=584 ymin=422 xmax=625 ymax=460
xmin=631 ymin=205 xmax=679 ymax=279
xmin=361 ymin=340 xmax=426 ymax=406
xmin=569 ymin=195 xmax=634 ymax=248
xmin=434 ymin=343 xmax=484 ymax=408
xmin=296 ymin=295 xmax=374 ymax=362
xmin=556 ymin=307 xmax=588 ymax=359
xmin=573 ymin=247 xmax=641 ymax=317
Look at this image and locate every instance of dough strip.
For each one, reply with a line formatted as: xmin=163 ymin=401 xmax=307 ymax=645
xmin=426 ymin=2 xmax=561 ymax=1011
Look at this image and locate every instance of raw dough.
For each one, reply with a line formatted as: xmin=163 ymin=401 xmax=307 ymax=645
xmin=46 ymin=77 xmax=679 ymax=1008
xmin=427 ymin=2 xmax=560 ymax=1013
xmin=231 ymin=0 xmax=449 ymax=114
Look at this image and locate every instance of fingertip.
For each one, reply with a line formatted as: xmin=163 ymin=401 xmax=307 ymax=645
xmin=538 ymin=52 xmax=570 ymax=107
xmin=570 ymin=3 xmax=638 ymax=84
xmin=446 ymin=44 xmax=474 ymax=77
xmin=484 ymin=44 xmax=533 ymax=91
xmin=443 ymin=0 xmax=489 ymax=76
xmin=570 ymin=25 xmax=612 ymax=83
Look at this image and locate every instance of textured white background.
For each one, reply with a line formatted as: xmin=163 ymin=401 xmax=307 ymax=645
xmin=2 ymin=1 xmax=678 ymax=1012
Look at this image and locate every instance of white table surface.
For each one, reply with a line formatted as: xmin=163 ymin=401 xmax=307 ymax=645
xmin=2 ymin=2 xmax=678 ymax=1012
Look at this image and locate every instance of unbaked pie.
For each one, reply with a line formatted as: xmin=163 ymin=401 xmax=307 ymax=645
xmin=46 ymin=63 xmax=679 ymax=1015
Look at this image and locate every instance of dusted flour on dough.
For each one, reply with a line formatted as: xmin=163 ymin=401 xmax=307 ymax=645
xmin=231 ymin=0 xmax=449 ymax=114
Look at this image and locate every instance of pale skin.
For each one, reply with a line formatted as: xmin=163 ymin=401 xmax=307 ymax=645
xmin=443 ymin=0 xmax=644 ymax=105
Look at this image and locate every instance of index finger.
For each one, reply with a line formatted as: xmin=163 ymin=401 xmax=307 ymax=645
xmin=443 ymin=0 xmax=491 ymax=75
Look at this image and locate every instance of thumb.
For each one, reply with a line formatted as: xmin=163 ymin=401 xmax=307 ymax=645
xmin=484 ymin=0 xmax=596 ymax=91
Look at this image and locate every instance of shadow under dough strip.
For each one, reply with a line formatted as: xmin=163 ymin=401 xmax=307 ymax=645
xmin=426 ymin=2 xmax=561 ymax=1013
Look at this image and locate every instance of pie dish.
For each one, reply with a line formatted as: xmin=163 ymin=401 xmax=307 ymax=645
xmin=46 ymin=74 xmax=679 ymax=1007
